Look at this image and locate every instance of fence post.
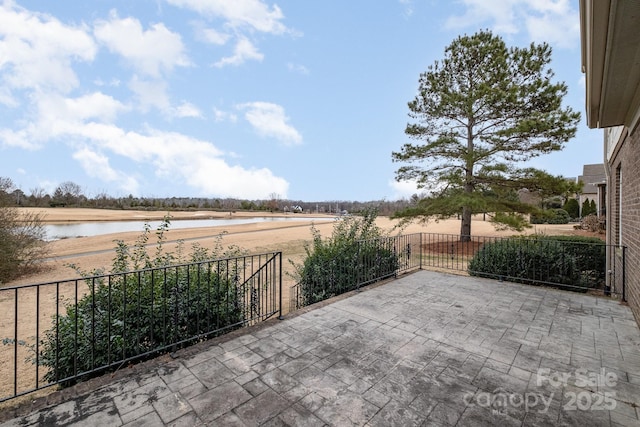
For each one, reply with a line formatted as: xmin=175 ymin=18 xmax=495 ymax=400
xmin=278 ymin=252 xmax=284 ymax=320
xmin=419 ymin=233 xmax=423 ymax=270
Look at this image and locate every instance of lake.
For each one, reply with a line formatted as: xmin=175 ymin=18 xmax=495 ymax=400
xmin=45 ymin=216 xmax=335 ymax=240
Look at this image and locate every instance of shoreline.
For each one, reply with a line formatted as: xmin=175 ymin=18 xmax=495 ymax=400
xmin=17 ymin=207 xmax=329 ymax=224
xmin=5 ymin=207 xmax=589 ymax=288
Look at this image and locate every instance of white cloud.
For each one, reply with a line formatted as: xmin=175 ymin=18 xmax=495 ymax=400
xmin=94 ymin=10 xmax=191 ymax=77
xmin=3 ymin=96 xmax=289 ymax=197
xmin=0 ymin=128 xmax=39 ymax=150
xmin=214 ymin=38 xmax=263 ymax=67
xmin=73 ymin=147 xmax=140 ymax=193
xmin=93 ymin=78 xmax=121 ymax=87
xmin=398 ymin=0 xmax=414 ymax=18
xmin=128 ymin=76 xmax=170 ymax=112
xmin=62 ymin=92 xmax=130 ymax=123
xmin=287 ymin=62 xmax=309 ymax=75
xmin=213 ymin=107 xmax=238 ymax=123
xmin=1 ymin=90 xmax=127 ymax=149
xmin=388 ymin=179 xmax=424 ymax=200
xmin=0 ymin=87 xmax=17 ymax=107
xmin=165 ymin=0 xmax=289 ymax=34
xmin=524 ymin=0 xmax=579 ymax=48
xmin=199 ymin=27 xmax=230 ymax=45
xmin=173 ymin=101 xmax=203 ymax=118
xmin=128 ymin=78 xmax=203 ymax=118
xmin=0 ymin=1 xmax=96 ymax=93
xmin=73 ymin=124 xmax=288 ymax=198
xmin=446 ymin=0 xmax=579 ymax=48
xmin=237 ymin=102 xmax=302 ymax=146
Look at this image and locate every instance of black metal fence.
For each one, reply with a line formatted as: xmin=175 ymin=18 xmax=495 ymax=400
xmin=415 ymin=233 xmax=624 ymax=297
xmin=1 ymin=232 xmax=627 ymax=403
xmin=290 ymin=232 xmax=626 ymax=310
xmin=0 ymin=252 xmax=282 ymax=402
xmin=289 ymin=234 xmax=423 ymax=311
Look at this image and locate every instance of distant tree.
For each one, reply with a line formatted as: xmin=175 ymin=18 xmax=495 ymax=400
xmin=563 ymin=198 xmax=580 ymax=219
xmin=29 ymin=187 xmax=49 ymax=207
xmin=52 ymin=181 xmax=84 ymax=206
xmin=518 ymin=170 xmax=580 ymax=209
xmin=0 ymin=177 xmax=48 ymax=283
xmin=581 ymin=198 xmax=596 ymax=217
xmin=392 ymin=30 xmax=580 ymax=241
xmin=266 ymin=193 xmax=281 ymax=212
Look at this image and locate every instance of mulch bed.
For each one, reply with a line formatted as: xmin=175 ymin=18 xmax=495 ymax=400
xmin=422 ymin=239 xmax=485 ymax=256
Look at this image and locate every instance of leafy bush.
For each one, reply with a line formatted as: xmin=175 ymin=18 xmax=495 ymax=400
xmin=530 ymin=208 xmax=570 ymax=224
xmin=0 ymin=178 xmax=48 ymax=284
xmin=468 ymin=235 xmax=606 ymax=291
xmin=290 ymin=209 xmax=399 ymax=307
xmin=39 ymin=217 xmax=247 ymax=385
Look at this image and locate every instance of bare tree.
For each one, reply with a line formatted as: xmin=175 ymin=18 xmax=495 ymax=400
xmin=53 ymin=181 xmax=84 ymax=206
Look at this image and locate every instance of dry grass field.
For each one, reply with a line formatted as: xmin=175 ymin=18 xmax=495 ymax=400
xmin=8 ymin=207 xmax=582 ymax=288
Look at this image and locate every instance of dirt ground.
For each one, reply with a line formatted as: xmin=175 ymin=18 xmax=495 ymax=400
xmin=0 ymin=208 xmax=591 ymax=403
xmin=6 ymin=207 xmax=589 ymax=287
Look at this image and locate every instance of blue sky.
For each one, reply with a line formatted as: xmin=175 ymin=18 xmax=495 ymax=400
xmin=0 ymin=0 xmax=600 ymax=201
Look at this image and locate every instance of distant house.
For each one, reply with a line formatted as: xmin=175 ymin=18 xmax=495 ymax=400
xmin=580 ymin=0 xmax=640 ymax=323
xmin=576 ymin=163 xmax=606 ymax=216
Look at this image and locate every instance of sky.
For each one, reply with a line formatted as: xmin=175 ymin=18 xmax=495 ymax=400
xmin=0 ymin=0 xmax=602 ymax=202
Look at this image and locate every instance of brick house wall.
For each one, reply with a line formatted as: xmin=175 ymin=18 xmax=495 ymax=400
xmin=608 ymin=127 xmax=640 ymax=323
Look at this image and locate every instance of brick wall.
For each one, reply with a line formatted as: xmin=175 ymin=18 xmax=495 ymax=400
xmin=609 ymin=127 xmax=640 ymax=324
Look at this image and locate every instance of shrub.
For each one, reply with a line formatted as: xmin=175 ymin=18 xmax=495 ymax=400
xmin=38 ymin=217 xmax=247 ymax=385
xmin=468 ymin=235 xmax=606 ymax=291
xmin=530 ymin=209 xmax=570 ymax=224
xmin=0 ymin=178 xmax=48 ymax=283
xmin=290 ymin=209 xmax=399 ymax=307
xmin=563 ymin=199 xmax=580 ymax=219
xmin=579 ymin=214 xmax=604 ymax=232
xmin=581 ymin=198 xmax=597 ymax=217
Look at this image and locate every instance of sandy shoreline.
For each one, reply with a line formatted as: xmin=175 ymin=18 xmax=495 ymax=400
xmin=5 ymin=207 xmax=583 ymax=288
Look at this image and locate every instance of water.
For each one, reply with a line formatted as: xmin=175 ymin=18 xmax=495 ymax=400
xmin=45 ymin=216 xmax=334 ymax=240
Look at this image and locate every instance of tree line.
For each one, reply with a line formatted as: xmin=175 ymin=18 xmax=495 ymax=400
xmin=0 ymin=178 xmax=420 ymax=217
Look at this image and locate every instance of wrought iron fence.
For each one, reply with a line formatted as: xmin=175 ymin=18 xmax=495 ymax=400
xmin=1 ymin=232 xmax=627 ymax=403
xmin=420 ymin=233 xmax=624 ymax=296
xmin=289 ymin=234 xmax=423 ymax=311
xmin=0 ymin=252 xmax=282 ymax=402
xmin=290 ymin=232 xmax=626 ymax=311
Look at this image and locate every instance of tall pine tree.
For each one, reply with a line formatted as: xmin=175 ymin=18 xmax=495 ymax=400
xmin=392 ymin=30 xmax=580 ymax=241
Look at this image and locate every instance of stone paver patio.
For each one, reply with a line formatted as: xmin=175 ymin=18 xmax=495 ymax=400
xmin=1 ymin=270 xmax=640 ymax=426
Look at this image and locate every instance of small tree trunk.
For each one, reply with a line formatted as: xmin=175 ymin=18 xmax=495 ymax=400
xmin=460 ymin=206 xmax=471 ymax=242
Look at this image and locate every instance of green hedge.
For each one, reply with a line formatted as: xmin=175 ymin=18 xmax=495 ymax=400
xmin=530 ymin=208 xmax=570 ymax=224
xmin=39 ymin=217 xmax=247 ymax=385
xmin=292 ymin=209 xmax=398 ymax=307
xmin=40 ymin=266 xmax=243 ymax=384
xmin=468 ymin=235 xmax=606 ymax=291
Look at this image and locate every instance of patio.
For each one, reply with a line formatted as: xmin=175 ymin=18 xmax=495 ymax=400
xmin=1 ymin=270 xmax=639 ymax=426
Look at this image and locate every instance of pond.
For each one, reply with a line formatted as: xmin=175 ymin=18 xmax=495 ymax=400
xmin=45 ymin=216 xmax=335 ymax=240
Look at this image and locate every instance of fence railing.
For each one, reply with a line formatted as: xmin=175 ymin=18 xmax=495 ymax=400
xmin=1 ymin=232 xmax=626 ymax=403
xmin=0 ymin=252 xmax=282 ymax=403
xmin=420 ymin=233 xmax=623 ymax=297
xmin=290 ymin=232 xmax=625 ymax=311
xmin=289 ymin=234 xmax=423 ymax=311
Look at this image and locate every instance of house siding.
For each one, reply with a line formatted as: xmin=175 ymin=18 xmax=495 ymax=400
xmin=608 ymin=127 xmax=640 ymax=323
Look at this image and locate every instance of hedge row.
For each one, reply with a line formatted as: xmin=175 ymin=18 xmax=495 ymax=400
xmin=468 ymin=235 xmax=606 ymax=291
